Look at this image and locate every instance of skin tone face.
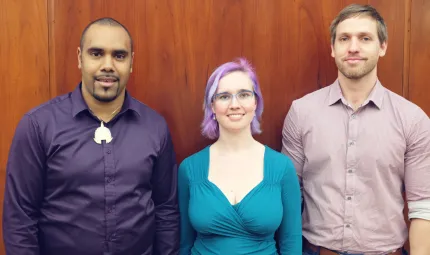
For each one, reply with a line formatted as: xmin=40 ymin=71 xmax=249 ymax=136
xmin=331 ymin=16 xmax=387 ymax=80
xmin=212 ymin=71 xmax=257 ymax=136
xmin=77 ymin=24 xmax=134 ymax=109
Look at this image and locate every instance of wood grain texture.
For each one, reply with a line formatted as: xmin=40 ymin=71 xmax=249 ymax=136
xmin=48 ymin=0 xmax=407 ymax=162
xmin=409 ymin=0 xmax=430 ymax=115
xmin=2 ymin=0 xmax=428 ymax=253
xmin=0 ymin=0 xmax=50 ymax=253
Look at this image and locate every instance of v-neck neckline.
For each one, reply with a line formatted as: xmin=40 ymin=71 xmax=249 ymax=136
xmin=204 ymin=145 xmax=268 ymax=207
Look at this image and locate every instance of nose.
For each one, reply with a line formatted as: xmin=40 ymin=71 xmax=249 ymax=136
xmin=101 ymin=55 xmax=114 ymax=72
xmin=229 ymin=95 xmax=240 ymax=108
xmin=348 ymin=37 xmax=359 ymax=53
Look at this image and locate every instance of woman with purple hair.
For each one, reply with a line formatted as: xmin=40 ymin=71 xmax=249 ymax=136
xmin=178 ymin=58 xmax=302 ymax=254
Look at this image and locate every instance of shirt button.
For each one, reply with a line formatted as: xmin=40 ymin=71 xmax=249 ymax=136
xmin=348 ymin=169 xmax=353 ymax=173
xmin=348 ymin=141 xmax=355 ymax=147
xmin=346 ymin=196 xmax=352 ymax=200
xmin=107 ymin=149 xmax=111 ymax=154
xmin=351 ymin=114 xmax=356 ymax=119
xmin=107 ymin=177 xmax=113 ymax=183
xmin=107 ymin=208 xmax=113 ymax=214
xmin=346 ymin=224 xmax=351 ymax=228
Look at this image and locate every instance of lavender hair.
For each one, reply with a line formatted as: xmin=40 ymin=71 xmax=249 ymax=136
xmin=201 ymin=58 xmax=264 ymax=139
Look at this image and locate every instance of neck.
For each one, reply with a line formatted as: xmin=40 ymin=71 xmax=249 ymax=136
xmin=338 ymin=69 xmax=378 ymax=110
xmin=82 ymin=88 xmax=125 ymax=122
xmin=214 ymin=127 xmax=258 ymax=152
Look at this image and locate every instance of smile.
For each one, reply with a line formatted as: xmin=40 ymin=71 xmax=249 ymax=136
xmin=95 ymin=79 xmax=117 ymax=88
xmin=227 ymin=114 xmax=245 ymax=117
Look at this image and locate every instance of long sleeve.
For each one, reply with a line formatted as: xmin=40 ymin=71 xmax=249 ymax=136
xmin=281 ymin=101 xmax=305 ymax=207
xmin=278 ymin=159 xmax=302 ymax=254
xmin=3 ymin=114 xmax=45 ymax=255
xmin=151 ymin=124 xmax=180 ymax=255
xmin=281 ymin=101 xmax=305 ymax=177
xmin=178 ymin=160 xmax=196 ymax=255
xmin=405 ymin=107 xmax=430 ymax=219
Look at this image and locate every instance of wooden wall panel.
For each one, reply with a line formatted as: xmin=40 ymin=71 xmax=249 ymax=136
xmin=409 ymin=0 xmax=430 ymax=116
xmin=0 ymin=0 xmax=50 ymax=253
xmin=1 ymin=0 xmax=428 ymax=254
xmin=48 ymin=0 xmax=407 ymax=161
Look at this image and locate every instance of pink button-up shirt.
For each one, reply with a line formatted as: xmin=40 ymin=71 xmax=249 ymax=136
xmin=282 ymin=79 xmax=430 ymax=254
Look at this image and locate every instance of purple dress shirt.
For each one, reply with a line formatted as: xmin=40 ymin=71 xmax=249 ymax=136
xmin=3 ymin=84 xmax=180 ymax=255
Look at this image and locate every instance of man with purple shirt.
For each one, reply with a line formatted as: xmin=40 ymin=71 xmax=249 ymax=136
xmin=3 ymin=17 xmax=179 ymax=255
xmin=282 ymin=4 xmax=430 ymax=255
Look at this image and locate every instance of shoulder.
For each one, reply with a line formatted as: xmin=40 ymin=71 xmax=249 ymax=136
xmin=130 ymin=96 xmax=168 ymax=128
xmin=178 ymin=146 xmax=210 ymax=177
xmin=264 ymin=146 xmax=296 ymax=177
xmin=292 ymin=85 xmax=331 ymax=112
xmin=384 ymin=89 xmax=423 ymax=114
xmin=285 ymin=86 xmax=332 ymax=128
xmin=383 ymin=88 xmax=429 ymax=133
xmin=26 ymin=92 xmax=73 ymax=119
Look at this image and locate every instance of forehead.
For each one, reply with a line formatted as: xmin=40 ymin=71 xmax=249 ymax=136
xmin=217 ymin=71 xmax=253 ymax=92
xmin=83 ymin=24 xmax=131 ymax=51
xmin=336 ymin=16 xmax=378 ymax=36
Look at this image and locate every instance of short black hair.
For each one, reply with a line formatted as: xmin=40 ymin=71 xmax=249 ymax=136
xmin=80 ymin=17 xmax=133 ymax=51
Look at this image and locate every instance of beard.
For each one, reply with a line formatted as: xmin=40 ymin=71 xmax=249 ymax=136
xmin=91 ymin=82 xmax=122 ymax=102
xmin=336 ymin=57 xmax=378 ymax=80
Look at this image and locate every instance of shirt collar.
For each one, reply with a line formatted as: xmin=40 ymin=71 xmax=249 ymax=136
xmin=71 ymin=83 xmax=141 ymax=117
xmin=328 ymin=79 xmax=385 ymax=110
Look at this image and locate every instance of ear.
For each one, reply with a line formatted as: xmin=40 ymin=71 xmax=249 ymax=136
xmin=77 ymin=47 xmax=82 ymax=69
xmin=379 ymin=41 xmax=388 ymax=57
xmin=331 ymin=43 xmax=335 ymax=58
xmin=211 ymin=102 xmax=215 ymax=114
xmin=130 ymin=52 xmax=135 ymax=73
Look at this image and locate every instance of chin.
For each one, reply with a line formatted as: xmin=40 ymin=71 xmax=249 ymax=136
xmin=93 ymin=94 xmax=118 ymax=103
xmin=222 ymin=124 xmax=252 ymax=134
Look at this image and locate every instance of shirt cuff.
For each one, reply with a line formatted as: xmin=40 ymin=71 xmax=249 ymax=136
xmin=408 ymin=199 xmax=430 ymax=221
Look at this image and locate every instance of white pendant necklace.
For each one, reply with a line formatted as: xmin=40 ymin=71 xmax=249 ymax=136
xmin=94 ymin=122 xmax=113 ymax=144
xmin=91 ymin=105 xmax=121 ymax=145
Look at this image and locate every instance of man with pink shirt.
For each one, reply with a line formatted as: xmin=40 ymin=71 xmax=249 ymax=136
xmin=282 ymin=4 xmax=430 ymax=255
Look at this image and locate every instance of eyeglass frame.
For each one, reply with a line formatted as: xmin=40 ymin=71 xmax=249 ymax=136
xmin=211 ymin=89 xmax=256 ymax=105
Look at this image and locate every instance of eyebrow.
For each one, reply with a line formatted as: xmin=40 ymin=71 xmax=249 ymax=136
xmin=338 ymin=32 xmax=374 ymax=37
xmin=216 ymin=89 xmax=253 ymax=94
xmin=87 ymin=47 xmax=104 ymax=52
xmin=113 ymin=50 xmax=129 ymax=55
xmin=86 ymin=47 xmax=130 ymax=54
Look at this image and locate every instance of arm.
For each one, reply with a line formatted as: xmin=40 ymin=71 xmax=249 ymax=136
xmin=404 ymin=108 xmax=430 ymax=255
xmin=410 ymin=219 xmax=430 ymax=255
xmin=152 ymin=125 xmax=180 ymax=255
xmin=278 ymin=159 xmax=303 ymax=254
xmin=3 ymin=114 xmax=45 ymax=255
xmin=281 ymin=101 xmax=305 ymax=203
xmin=178 ymin=160 xmax=196 ymax=255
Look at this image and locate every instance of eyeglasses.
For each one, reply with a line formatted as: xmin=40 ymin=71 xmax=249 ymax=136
xmin=212 ymin=90 xmax=255 ymax=105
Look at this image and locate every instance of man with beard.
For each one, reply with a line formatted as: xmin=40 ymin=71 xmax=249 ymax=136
xmin=3 ymin=18 xmax=179 ymax=255
xmin=281 ymin=4 xmax=430 ymax=255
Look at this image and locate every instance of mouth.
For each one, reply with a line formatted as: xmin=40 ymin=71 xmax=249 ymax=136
xmin=226 ymin=113 xmax=245 ymax=121
xmin=95 ymin=76 xmax=119 ymax=88
xmin=344 ymin=58 xmax=365 ymax=64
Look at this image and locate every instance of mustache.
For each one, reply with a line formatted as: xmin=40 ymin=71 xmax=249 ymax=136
xmin=94 ymin=74 xmax=119 ymax=81
xmin=342 ymin=55 xmax=368 ymax=61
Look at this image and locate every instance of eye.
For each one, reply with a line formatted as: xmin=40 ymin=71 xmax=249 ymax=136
xmin=90 ymin=51 xmax=102 ymax=57
xmin=238 ymin=91 xmax=253 ymax=99
xmin=218 ymin=94 xmax=231 ymax=101
xmin=362 ymin=37 xmax=371 ymax=41
xmin=115 ymin=54 xmax=126 ymax=60
xmin=339 ymin=37 xmax=348 ymax=42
